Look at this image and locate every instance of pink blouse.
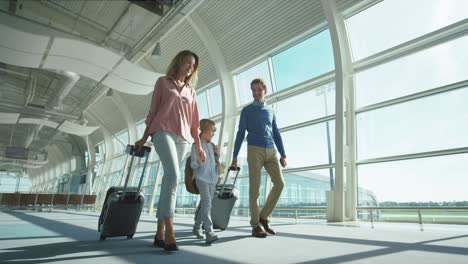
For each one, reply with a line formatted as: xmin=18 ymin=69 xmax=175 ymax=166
xmin=145 ymin=76 xmax=199 ymax=142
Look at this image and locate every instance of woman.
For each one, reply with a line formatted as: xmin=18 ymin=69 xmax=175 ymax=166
xmin=135 ymin=50 xmax=205 ymax=251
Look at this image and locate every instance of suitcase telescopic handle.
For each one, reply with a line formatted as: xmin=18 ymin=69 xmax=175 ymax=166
xmin=219 ymin=166 xmax=240 ymax=198
xmin=121 ymin=145 xmax=151 ymax=200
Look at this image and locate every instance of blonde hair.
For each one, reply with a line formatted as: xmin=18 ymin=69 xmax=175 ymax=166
xmin=166 ymin=50 xmax=199 ymax=87
xmin=250 ymin=78 xmax=267 ymax=92
xmin=199 ymin=119 xmax=216 ymax=136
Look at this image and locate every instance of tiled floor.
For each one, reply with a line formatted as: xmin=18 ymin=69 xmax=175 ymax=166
xmin=0 ymin=209 xmax=467 ymax=264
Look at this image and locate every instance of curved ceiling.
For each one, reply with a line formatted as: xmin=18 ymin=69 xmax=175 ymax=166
xmin=0 ymin=0 xmax=370 ymax=177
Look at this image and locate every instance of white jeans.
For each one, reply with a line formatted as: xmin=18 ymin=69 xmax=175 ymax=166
xmin=194 ymin=179 xmax=216 ymax=233
xmin=152 ymin=131 xmax=189 ymax=220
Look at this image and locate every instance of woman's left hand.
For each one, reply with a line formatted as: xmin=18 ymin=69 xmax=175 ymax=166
xmin=197 ymin=147 xmax=206 ymax=164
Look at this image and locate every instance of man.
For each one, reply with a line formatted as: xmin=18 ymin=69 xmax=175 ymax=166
xmin=230 ymin=78 xmax=287 ymax=238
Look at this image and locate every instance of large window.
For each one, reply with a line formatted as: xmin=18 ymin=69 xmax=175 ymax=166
xmin=197 ymin=83 xmax=223 ymax=118
xmin=196 ymin=91 xmax=209 ymax=119
xmin=95 ymin=142 xmax=105 ymax=162
xmin=209 ymin=84 xmax=222 ymax=116
xmin=355 ymin=35 xmax=468 ymax=108
xmin=278 ymin=170 xmax=331 ymax=207
xmin=357 ymin=87 xmax=468 ymax=160
xmin=275 ymin=83 xmax=335 ymax=128
xmin=357 ymin=154 xmax=468 ymax=206
xmin=346 ymin=0 xmax=468 ymax=61
xmin=113 ymin=130 xmax=128 ymax=154
xmin=235 ymin=60 xmax=272 ymax=106
xmin=272 ymin=29 xmax=334 ymax=91
xmin=280 ymin=122 xmax=335 ymax=168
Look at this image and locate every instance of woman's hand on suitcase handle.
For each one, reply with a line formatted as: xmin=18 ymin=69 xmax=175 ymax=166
xmin=135 ymin=138 xmax=146 ymax=152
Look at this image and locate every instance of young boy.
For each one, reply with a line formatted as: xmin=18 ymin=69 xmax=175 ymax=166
xmin=191 ymin=119 xmax=219 ymax=244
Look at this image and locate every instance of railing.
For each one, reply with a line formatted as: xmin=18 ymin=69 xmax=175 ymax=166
xmin=175 ymin=206 xmax=327 ymax=222
xmin=357 ymin=206 xmax=468 ymax=230
xmin=0 ymin=192 xmax=97 ymax=211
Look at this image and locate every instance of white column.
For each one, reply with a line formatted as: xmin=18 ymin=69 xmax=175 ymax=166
xmin=187 ymin=12 xmax=239 ymax=166
xmin=85 ymin=111 xmax=115 ymax=206
xmin=84 ymin=135 xmax=96 ymax=195
xmin=109 ymin=92 xmax=139 ymax=186
xmin=321 ymin=0 xmax=357 ymax=222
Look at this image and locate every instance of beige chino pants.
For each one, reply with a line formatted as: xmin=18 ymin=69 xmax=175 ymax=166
xmin=247 ymin=145 xmax=285 ymax=228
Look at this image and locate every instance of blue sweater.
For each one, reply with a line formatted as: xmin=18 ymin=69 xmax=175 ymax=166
xmin=233 ymin=101 xmax=285 ymax=158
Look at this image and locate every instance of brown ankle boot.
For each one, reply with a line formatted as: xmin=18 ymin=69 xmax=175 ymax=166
xmin=260 ymin=218 xmax=276 ymax=235
xmin=252 ymin=226 xmax=267 ymax=238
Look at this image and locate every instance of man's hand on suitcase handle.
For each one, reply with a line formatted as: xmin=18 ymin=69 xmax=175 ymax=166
xmin=230 ymin=158 xmax=237 ymax=170
xmin=229 ymin=158 xmax=240 ymax=171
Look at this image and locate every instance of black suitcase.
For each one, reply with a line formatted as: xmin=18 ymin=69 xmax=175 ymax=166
xmin=211 ymin=167 xmax=240 ymax=230
xmin=98 ymin=145 xmax=151 ymax=240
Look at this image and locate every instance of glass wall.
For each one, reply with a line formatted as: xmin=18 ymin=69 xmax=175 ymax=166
xmin=228 ymin=26 xmax=336 ymax=215
xmin=346 ymin=0 xmax=468 ymax=61
xmin=347 ymin=0 xmax=468 ymax=211
xmin=272 ymin=29 xmax=334 ymax=91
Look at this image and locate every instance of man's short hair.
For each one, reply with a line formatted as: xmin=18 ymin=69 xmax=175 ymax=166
xmin=250 ymin=78 xmax=267 ymax=92
xmin=199 ymin=119 xmax=216 ymax=132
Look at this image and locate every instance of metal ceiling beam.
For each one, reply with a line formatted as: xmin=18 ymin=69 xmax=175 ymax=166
xmin=129 ymin=0 xmax=166 ymax=16
xmin=0 ymin=102 xmax=80 ymax=120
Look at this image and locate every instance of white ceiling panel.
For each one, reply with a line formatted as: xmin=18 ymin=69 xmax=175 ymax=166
xmin=43 ymin=38 xmax=121 ymax=81
xmin=0 ymin=113 xmax=20 ymax=124
xmin=0 ymin=24 xmax=49 ymax=68
xmin=18 ymin=118 xmax=59 ymax=128
xmin=58 ymin=120 xmax=99 ymax=136
xmin=103 ymin=60 xmax=162 ymax=95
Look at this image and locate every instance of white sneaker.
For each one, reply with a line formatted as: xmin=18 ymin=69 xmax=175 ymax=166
xmin=205 ymin=231 xmax=218 ymax=244
xmin=193 ymin=226 xmax=204 ymax=239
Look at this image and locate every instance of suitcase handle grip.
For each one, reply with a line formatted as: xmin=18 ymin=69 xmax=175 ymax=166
xmin=219 ymin=167 xmax=240 ymax=198
xmin=126 ymin=144 xmax=151 ymax=157
xmin=122 ymin=145 xmax=151 ymax=200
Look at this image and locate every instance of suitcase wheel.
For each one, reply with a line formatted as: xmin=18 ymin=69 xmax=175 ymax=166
xmin=220 ymin=228 xmax=226 ymax=231
xmin=100 ymin=235 xmax=106 ymax=241
xmin=127 ymin=234 xmax=134 ymax=239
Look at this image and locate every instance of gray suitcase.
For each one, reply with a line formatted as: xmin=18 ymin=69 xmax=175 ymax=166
xmin=211 ymin=167 xmax=240 ymax=230
xmin=98 ymin=145 xmax=151 ymax=240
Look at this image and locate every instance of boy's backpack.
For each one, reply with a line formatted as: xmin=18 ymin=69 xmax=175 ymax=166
xmin=184 ymin=155 xmax=199 ymax=194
